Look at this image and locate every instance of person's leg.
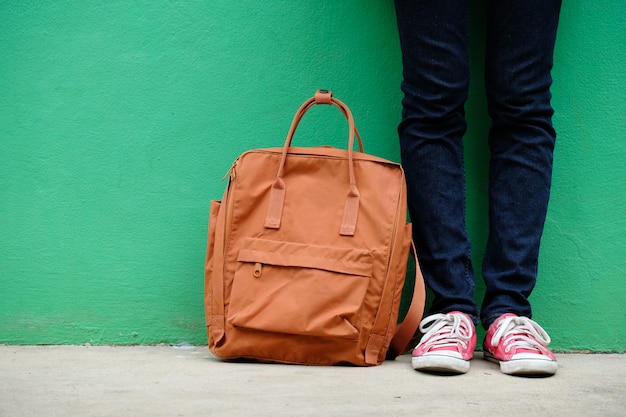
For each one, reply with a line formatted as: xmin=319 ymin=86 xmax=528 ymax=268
xmin=480 ymin=0 xmax=562 ymax=327
xmin=394 ymin=0 xmax=478 ymax=374
xmin=481 ymin=0 xmax=562 ymax=376
xmin=394 ymin=0 xmax=478 ymax=322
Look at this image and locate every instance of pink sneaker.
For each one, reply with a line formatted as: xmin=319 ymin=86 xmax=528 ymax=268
xmin=483 ymin=313 xmax=558 ymax=376
xmin=412 ymin=311 xmax=476 ymax=374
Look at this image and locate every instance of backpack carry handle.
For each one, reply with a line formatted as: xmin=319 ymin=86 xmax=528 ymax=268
xmin=285 ymin=90 xmax=365 ymax=153
xmin=264 ymin=90 xmax=362 ymax=236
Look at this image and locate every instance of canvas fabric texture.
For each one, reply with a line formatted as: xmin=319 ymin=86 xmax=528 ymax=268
xmin=204 ymin=90 xmax=425 ymax=366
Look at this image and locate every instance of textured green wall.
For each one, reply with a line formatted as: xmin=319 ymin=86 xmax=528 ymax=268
xmin=1 ymin=1 xmax=624 ymax=351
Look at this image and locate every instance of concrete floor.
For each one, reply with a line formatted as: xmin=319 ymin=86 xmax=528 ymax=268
xmin=0 ymin=345 xmax=624 ymax=417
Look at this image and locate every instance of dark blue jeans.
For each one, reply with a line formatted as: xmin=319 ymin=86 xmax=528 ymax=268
xmin=394 ymin=0 xmax=561 ymax=328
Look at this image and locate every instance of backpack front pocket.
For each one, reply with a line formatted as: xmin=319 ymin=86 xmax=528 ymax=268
xmin=227 ymin=238 xmax=373 ymax=340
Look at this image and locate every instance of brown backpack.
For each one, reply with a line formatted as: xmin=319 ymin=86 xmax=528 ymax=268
xmin=204 ymin=90 xmax=425 ymax=365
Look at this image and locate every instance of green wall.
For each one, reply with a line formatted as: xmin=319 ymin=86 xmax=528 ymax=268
xmin=1 ymin=1 xmax=624 ymax=352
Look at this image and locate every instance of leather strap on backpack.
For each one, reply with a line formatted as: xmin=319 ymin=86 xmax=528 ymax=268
xmin=264 ymin=90 xmax=364 ymax=236
xmin=388 ymin=242 xmax=426 ymax=358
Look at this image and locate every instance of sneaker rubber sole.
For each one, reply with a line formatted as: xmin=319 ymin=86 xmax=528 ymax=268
xmin=412 ymin=353 xmax=471 ymax=374
xmin=483 ymin=351 xmax=558 ymax=376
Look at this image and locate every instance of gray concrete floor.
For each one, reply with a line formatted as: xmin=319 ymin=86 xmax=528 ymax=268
xmin=0 ymin=345 xmax=624 ymax=417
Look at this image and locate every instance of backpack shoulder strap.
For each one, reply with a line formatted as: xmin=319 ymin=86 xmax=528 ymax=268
xmin=388 ymin=242 xmax=426 ymax=358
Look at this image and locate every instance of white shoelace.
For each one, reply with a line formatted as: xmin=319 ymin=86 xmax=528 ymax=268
xmin=490 ymin=316 xmax=552 ymax=353
xmin=417 ymin=313 xmax=474 ymax=350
